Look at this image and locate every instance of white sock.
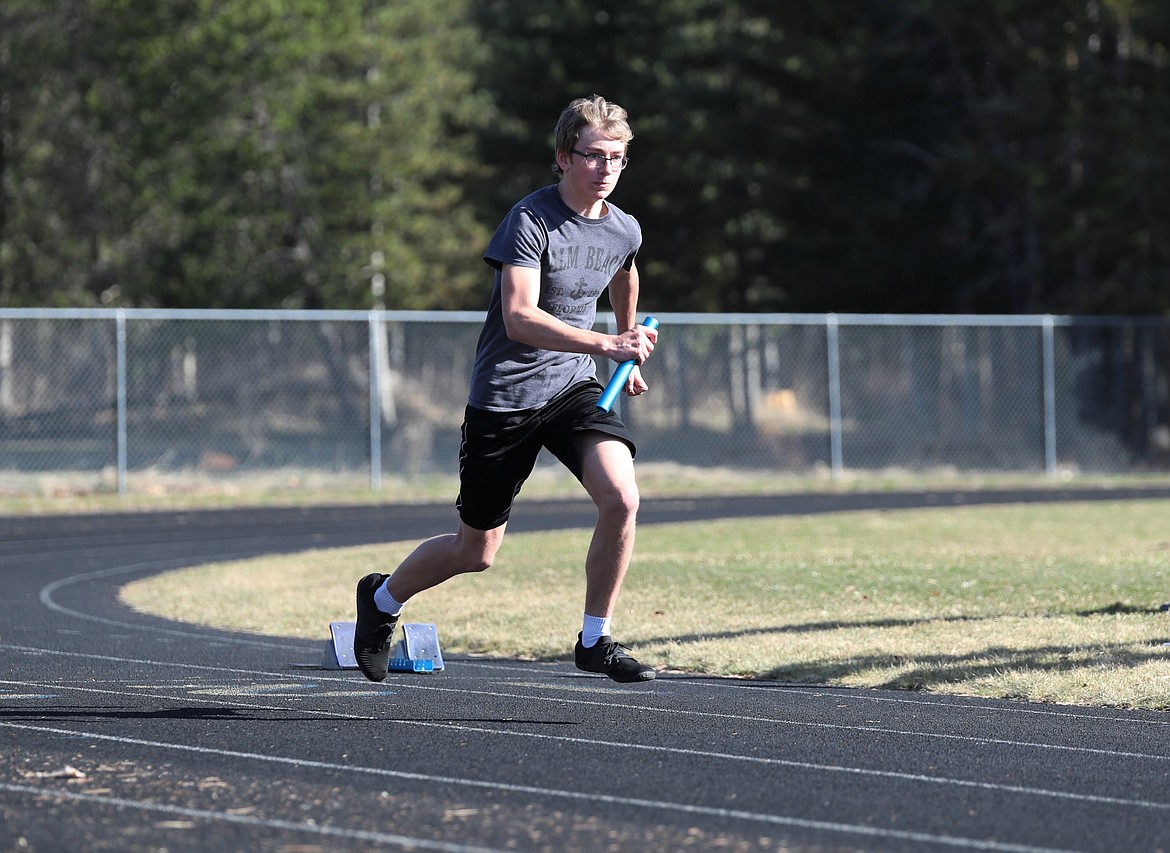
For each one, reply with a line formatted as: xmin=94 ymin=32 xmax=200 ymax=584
xmin=373 ymin=581 xmax=404 ymax=617
xmin=581 ymin=613 xmax=611 ymax=648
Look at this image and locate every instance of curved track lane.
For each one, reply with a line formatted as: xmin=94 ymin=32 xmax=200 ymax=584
xmin=3 ymin=488 xmax=1170 ymax=852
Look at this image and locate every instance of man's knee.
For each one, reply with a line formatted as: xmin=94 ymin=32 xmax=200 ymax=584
xmin=453 ymin=524 xmax=504 ymax=574
xmin=595 ymin=480 xmax=640 ymax=520
xmin=460 ymin=552 xmax=494 ymax=574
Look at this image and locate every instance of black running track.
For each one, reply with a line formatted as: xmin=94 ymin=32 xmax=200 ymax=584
xmin=3 ymin=487 xmax=1170 ymax=852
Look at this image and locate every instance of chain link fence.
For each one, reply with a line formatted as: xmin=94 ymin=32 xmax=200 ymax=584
xmin=1 ymin=308 xmax=1167 ymax=496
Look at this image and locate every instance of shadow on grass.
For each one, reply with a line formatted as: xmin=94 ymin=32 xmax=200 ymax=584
xmin=1076 ymin=601 xmax=1164 ymax=616
xmin=762 ymin=640 xmax=1169 ymax=693
xmin=636 ymin=613 xmax=988 ymax=647
xmin=630 ymin=601 xmax=1170 ymax=700
xmin=637 ymin=601 xmax=1167 ymax=650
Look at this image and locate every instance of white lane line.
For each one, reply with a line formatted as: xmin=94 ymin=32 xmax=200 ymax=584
xmin=3 ymin=676 xmax=1168 ymax=814
xmin=0 ymin=722 xmax=1074 ymax=853
xmin=461 ymin=658 xmax=1170 ymax=729
xmin=37 ymin=563 xmax=1170 ymax=735
xmin=0 ymin=780 xmax=501 ymax=853
xmin=36 ymin=559 xmax=321 ymax=653
xmin=5 ymin=642 xmax=1168 ymax=764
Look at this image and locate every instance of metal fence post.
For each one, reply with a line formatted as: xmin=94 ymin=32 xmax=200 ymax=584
xmin=1042 ymin=314 xmax=1057 ymax=477
xmin=368 ymin=310 xmax=382 ymax=491
xmin=826 ymin=313 xmax=843 ymax=479
xmin=115 ymin=309 xmax=128 ymax=495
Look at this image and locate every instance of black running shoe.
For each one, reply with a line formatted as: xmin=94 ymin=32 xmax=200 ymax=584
xmin=574 ymin=633 xmax=656 ymax=683
xmin=354 ymin=573 xmax=399 ymax=683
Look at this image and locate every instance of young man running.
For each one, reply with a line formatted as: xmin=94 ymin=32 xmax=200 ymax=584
xmin=354 ymin=95 xmax=658 ymax=683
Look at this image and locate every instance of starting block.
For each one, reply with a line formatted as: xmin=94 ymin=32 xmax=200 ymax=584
xmin=321 ymin=621 xmax=444 ymax=673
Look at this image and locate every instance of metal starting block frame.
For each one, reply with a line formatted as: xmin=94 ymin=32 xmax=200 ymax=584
xmin=321 ymin=621 xmax=444 ymax=673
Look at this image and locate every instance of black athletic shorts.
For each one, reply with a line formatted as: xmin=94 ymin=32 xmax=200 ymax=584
xmin=455 ymin=380 xmax=637 ymax=531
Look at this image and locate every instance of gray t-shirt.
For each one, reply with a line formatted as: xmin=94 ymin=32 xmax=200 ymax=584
xmin=469 ymin=185 xmax=641 ymax=412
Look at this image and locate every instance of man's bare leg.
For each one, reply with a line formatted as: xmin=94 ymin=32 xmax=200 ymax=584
xmin=574 ymin=433 xmax=655 ymax=682
xmin=386 ymin=521 xmax=507 ymax=603
xmin=354 ymin=521 xmax=505 ymax=682
xmin=579 ymin=434 xmax=640 ymax=619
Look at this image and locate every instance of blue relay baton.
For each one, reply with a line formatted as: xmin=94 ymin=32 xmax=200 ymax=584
xmin=597 ymin=316 xmax=659 ymax=412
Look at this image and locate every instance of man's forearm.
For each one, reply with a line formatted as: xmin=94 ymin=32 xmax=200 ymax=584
xmin=609 ymin=266 xmax=640 ymax=332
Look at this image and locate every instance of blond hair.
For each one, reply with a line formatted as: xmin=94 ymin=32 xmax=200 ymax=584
xmin=552 ymin=95 xmax=633 ymax=176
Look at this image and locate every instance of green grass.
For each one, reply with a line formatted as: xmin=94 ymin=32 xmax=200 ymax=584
xmin=120 ymin=498 xmax=1170 ymax=711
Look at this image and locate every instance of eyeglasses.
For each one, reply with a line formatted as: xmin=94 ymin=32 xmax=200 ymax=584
xmin=570 ymin=149 xmax=629 ymax=170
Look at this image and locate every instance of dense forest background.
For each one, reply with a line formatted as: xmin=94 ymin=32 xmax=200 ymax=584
xmin=2 ymin=1 xmax=1168 ymax=315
